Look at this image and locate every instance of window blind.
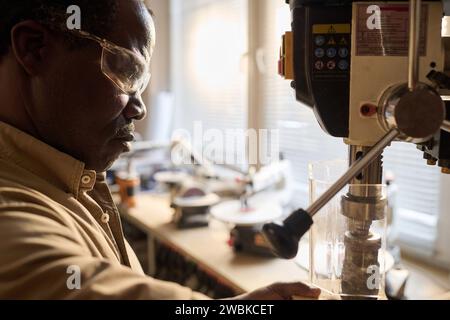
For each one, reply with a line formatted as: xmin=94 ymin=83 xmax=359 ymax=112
xmin=171 ymin=0 xmax=248 ymax=166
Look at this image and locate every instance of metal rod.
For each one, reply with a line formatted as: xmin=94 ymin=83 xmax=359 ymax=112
xmin=442 ymin=120 xmax=450 ymax=133
xmin=408 ymin=0 xmax=421 ymax=91
xmin=306 ymin=128 xmax=400 ymax=217
xmin=174 ymin=140 xmax=249 ymax=176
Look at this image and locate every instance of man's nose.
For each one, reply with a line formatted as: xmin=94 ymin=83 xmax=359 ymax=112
xmin=123 ymin=95 xmax=147 ymax=121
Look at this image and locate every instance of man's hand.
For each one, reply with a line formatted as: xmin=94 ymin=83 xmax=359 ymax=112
xmin=230 ymin=282 xmax=321 ymax=300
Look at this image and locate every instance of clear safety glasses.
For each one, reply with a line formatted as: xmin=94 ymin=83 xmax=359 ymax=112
xmin=70 ymin=30 xmax=151 ymax=96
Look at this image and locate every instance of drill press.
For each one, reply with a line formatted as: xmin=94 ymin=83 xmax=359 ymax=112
xmin=263 ymin=0 xmax=450 ymax=299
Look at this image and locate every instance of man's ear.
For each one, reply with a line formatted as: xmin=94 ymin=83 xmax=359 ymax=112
xmin=10 ymin=21 xmax=53 ymax=76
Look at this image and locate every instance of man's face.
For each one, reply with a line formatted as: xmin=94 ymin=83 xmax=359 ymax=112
xmin=29 ymin=0 xmax=155 ymax=172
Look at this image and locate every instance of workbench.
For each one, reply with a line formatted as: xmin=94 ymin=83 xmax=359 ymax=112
xmin=119 ymin=193 xmax=309 ymax=295
xmin=119 ymin=193 xmax=450 ymax=299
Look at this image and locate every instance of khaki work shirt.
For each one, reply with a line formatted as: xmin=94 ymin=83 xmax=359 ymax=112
xmin=0 ymin=121 xmax=207 ymax=299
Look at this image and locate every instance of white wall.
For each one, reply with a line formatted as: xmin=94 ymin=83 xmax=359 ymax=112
xmin=136 ymin=0 xmax=172 ymax=140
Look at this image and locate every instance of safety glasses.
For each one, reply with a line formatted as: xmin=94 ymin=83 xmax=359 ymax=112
xmin=70 ymin=30 xmax=151 ymax=96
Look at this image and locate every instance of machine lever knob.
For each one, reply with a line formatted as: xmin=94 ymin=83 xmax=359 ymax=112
xmin=262 ymin=209 xmax=313 ymax=259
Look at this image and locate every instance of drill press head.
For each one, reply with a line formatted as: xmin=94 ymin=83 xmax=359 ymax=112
xmin=279 ymin=0 xmax=449 ymax=169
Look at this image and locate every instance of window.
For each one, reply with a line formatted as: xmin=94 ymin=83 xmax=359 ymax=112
xmin=255 ymin=0 xmax=347 ymax=208
xmin=383 ymin=143 xmax=450 ymax=267
xmin=171 ymin=0 xmax=249 ymax=166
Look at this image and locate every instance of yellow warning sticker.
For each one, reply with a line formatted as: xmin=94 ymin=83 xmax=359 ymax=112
xmin=313 ymin=24 xmax=351 ymax=34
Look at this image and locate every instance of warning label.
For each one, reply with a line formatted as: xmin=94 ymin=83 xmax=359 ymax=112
xmin=313 ymin=24 xmax=351 ymax=34
xmin=356 ymin=4 xmax=428 ymax=56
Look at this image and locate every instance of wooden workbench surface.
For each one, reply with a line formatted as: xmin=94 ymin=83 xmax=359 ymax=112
xmin=120 ymin=193 xmax=309 ymax=293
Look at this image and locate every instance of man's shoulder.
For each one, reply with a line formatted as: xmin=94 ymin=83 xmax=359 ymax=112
xmin=0 ymin=177 xmax=49 ymax=202
xmin=0 ymin=183 xmax=78 ymax=239
xmin=0 ymin=179 xmax=65 ymax=217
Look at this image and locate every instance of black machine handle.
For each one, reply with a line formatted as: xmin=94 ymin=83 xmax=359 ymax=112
xmin=262 ymin=209 xmax=313 ymax=259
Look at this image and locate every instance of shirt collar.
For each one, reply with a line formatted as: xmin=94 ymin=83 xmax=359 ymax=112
xmin=0 ymin=121 xmax=97 ymax=198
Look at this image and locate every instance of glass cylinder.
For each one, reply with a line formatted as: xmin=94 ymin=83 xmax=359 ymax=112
xmin=309 ymin=160 xmax=387 ymax=300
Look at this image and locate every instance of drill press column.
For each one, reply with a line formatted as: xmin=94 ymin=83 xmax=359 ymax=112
xmin=341 ymin=146 xmax=386 ymax=298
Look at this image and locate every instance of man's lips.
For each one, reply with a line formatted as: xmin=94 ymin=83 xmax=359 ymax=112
xmin=114 ymin=133 xmax=135 ymax=142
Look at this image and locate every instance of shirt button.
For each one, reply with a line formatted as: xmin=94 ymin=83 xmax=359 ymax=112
xmin=101 ymin=213 xmax=110 ymax=224
xmin=81 ymin=175 xmax=92 ymax=185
